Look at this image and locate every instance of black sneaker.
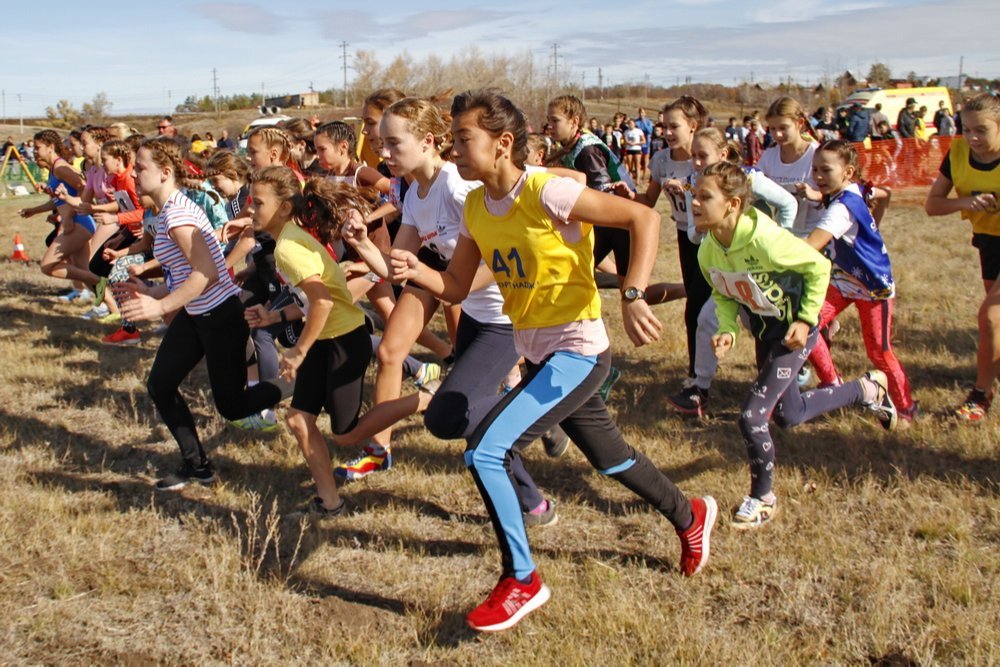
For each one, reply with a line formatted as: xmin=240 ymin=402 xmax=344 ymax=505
xmin=155 ymin=460 xmax=217 ymax=491
xmin=667 ymin=383 xmax=709 ymax=417
xmin=541 ymin=425 xmax=570 ymax=458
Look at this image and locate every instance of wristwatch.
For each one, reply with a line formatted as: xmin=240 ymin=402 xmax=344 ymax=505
xmin=622 ymin=286 xmax=647 ymax=302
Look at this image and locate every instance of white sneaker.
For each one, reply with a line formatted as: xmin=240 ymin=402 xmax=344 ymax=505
xmin=80 ymin=303 xmax=111 ymax=320
xmin=731 ymin=495 xmax=777 ymax=530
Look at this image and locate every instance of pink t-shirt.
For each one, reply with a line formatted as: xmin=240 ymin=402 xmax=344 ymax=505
xmin=462 ymin=168 xmax=610 ymax=364
xmin=86 ymin=165 xmax=114 ymax=203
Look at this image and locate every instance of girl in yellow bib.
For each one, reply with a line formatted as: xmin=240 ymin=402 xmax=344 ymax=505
xmin=389 ymin=90 xmax=717 ymax=633
xmin=249 ymin=166 xmax=372 ymax=514
xmin=926 ymin=93 xmax=1000 ymax=421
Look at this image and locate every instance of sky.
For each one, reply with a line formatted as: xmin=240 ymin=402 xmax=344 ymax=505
xmin=2 ymin=0 xmax=998 ymax=118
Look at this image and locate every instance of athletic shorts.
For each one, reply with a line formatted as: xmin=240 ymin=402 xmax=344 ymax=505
xmin=972 ymin=233 xmax=1000 ymax=281
xmin=74 ymin=214 xmax=97 ymax=235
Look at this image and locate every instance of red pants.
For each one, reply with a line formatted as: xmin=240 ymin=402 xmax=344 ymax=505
xmin=809 ymin=286 xmax=914 ymax=412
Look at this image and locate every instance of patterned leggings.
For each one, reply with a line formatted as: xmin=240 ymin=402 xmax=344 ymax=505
xmin=741 ymin=329 xmax=865 ymax=499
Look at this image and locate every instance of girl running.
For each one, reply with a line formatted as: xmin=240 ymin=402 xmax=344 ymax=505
xmin=18 ymin=130 xmax=96 ymax=296
xmin=249 ymin=167 xmax=371 ymax=514
xmin=333 ymin=97 xmax=501 ymax=479
xmin=390 ymin=89 xmax=717 ymax=632
xmin=638 ymin=96 xmax=713 ymax=407
xmin=756 ymin=96 xmax=823 ymax=238
xmin=803 ymin=140 xmax=915 ymax=425
xmin=925 ymin=93 xmax=1000 ymax=421
xmin=54 ymin=125 xmax=121 ymax=319
xmin=546 ymin=95 xmax=636 ymax=285
xmin=694 ymin=161 xmax=896 ymax=530
xmin=279 ymin=117 xmax=319 ymax=175
xmin=669 ymin=126 xmax=798 ymax=416
xmin=115 ymin=137 xmax=286 ymax=491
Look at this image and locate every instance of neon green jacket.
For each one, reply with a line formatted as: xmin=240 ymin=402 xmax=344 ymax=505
xmin=697 ymin=208 xmax=831 ymax=344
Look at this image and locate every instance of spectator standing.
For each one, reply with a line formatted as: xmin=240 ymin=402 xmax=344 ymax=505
xmin=635 ymin=107 xmax=655 ymax=180
xmin=723 ymin=117 xmax=739 ymax=142
xmin=815 ymin=108 xmax=839 ymax=141
xmin=649 ymin=124 xmax=667 ymax=157
xmin=933 ymin=100 xmax=950 ymax=134
xmin=843 ymin=103 xmax=871 ymax=143
xmin=217 ymin=130 xmax=235 ymax=150
xmin=896 ymin=98 xmax=918 ymax=138
xmin=869 ymin=103 xmax=889 ymax=137
xmin=744 ymin=119 xmax=764 ymax=166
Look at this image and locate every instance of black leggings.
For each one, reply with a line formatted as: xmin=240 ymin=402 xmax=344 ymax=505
xmin=593 ymin=227 xmax=631 ymax=277
xmin=88 ymin=228 xmax=137 ymax=278
xmin=290 ymin=325 xmax=371 ymax=435
xmin=147 ymin=296 xmax=283 ymax=465
xmin=677 ymin=229 xmax=713 ymax=378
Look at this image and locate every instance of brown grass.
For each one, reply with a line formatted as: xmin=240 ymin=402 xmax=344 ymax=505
xmin=0 ymin=193 xmax=998 ymax=665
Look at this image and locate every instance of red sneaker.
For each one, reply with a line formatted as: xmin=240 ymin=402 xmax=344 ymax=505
xmin=676 ymin=496 xmax=717 ymax=577
xmin=102 ymin=327 xmax=141 ymax=347
xmin=466 ymin=571 xmax=550 ymax=632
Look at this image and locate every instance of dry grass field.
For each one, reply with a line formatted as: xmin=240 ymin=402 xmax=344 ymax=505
xmin=0 ymin=192 xmax=998 ymax=666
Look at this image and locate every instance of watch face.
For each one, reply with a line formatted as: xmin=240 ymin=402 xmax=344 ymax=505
xmin=625 ymin=287 xmax=643 ymax=300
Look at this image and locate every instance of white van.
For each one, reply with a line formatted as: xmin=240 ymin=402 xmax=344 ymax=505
xmin=237 ymin=115 xmax=292 ymax=152
xmin=841 ymin=87 xmax=953 ymax=135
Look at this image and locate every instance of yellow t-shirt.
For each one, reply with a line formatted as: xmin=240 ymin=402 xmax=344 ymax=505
xmin=950 ymin=137 xmax=1000 ymax=236
xmin=274 ymin=222 xmax=364 ymax=340
xmin=463 ymin=171 xmax=601 ymax=329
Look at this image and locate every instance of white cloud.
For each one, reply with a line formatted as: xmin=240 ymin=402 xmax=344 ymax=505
xmin=749 ymin=0 xmax=888 ymax=24
xmin=192 ymin=2 xmax=285 ymax=34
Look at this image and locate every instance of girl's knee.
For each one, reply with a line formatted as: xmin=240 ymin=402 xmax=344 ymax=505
xmin=375 ymin=339 xmax=409 ymax=367
xmin=980 ymin=301 xmax=1000 ymax=331
xmin=466 ymin=440 xmax=504 ymax=471
xmin=286 ymin=410 xmax=314 ymax=437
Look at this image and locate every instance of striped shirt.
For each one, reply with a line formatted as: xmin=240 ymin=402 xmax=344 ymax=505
xmin=154 ymin=189 xmax=240 ymax=315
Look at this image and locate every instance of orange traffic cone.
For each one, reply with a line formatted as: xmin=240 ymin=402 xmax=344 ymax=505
xmin=11 ymin=234 xmax=30 ymax=261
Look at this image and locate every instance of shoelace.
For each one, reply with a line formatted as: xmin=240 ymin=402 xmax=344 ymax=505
xmin=736 ymin=497 xmax=762 ymax=518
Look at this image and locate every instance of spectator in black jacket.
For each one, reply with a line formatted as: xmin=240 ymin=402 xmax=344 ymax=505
xmin=896 ymin=98 xmax=918 ymax=138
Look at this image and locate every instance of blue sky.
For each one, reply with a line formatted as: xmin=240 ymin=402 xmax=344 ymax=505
xmin=2 ymin=0 xmax=998 ymax=117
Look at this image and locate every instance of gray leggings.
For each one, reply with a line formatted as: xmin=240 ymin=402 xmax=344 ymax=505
xmin=740 ymin=329 xmax=864 ymax=499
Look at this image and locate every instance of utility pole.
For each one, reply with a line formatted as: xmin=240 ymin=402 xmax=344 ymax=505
xmin=340 ymin=41 xmax=350 ymax=108
xmin=18 ymin=94 xmax=22 ymax=133
xmin=212 ymin=68 xmax=220 ymax=117
xmin=261 ymin=82 xmax=265 ymax=108
xmin=167 ymin=89 xmax=172 ymax=114
xmin=958 ymin=55 xmax=965 ymax=90
xmin=551 ymin=42 xmax=559 ymax=91
xmin=598 ymin=67 xmax=603 ymax=100
xmin=581 ymin=72 xmax=586 ymax=103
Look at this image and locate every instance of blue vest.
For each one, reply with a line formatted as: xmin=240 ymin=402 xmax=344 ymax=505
xmin=830 ymin=189 xmax=894 ymax=300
